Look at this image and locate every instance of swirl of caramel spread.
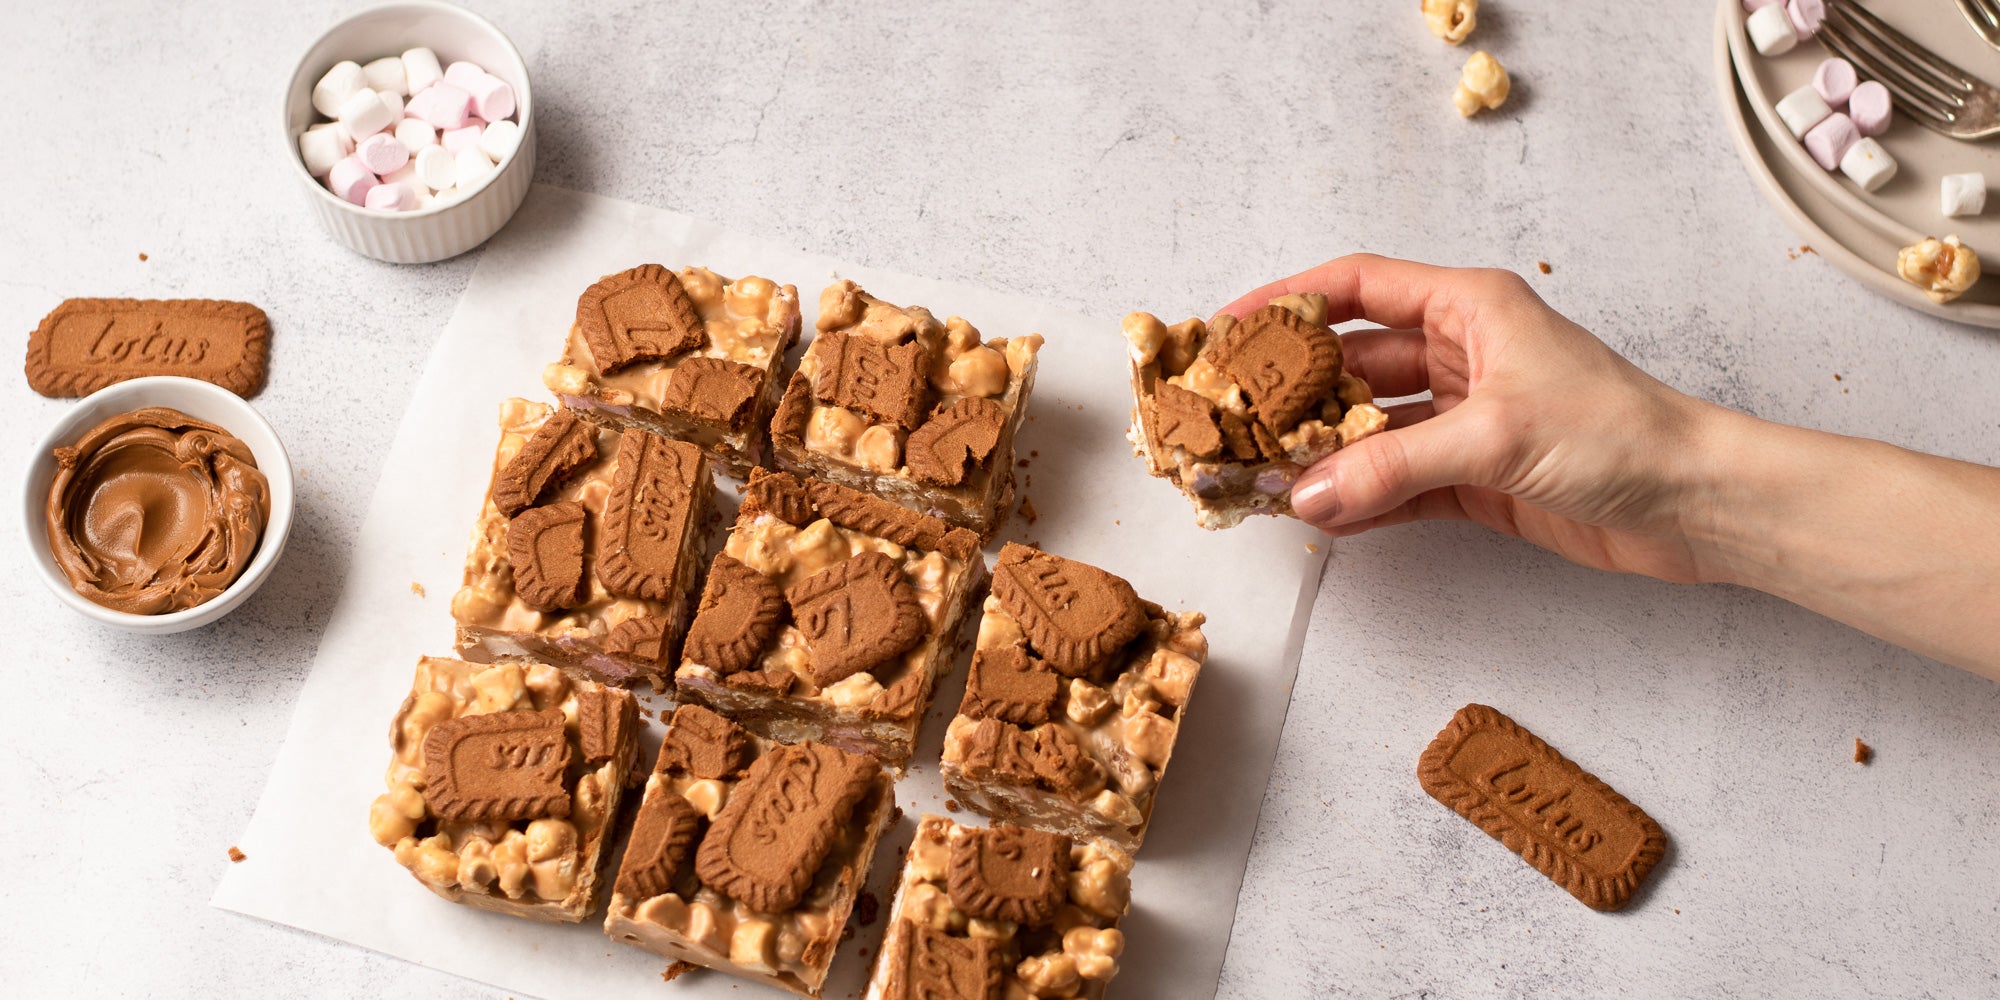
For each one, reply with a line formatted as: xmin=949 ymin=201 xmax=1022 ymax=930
xmin=46 ymin=406 xmax=271 ymax=615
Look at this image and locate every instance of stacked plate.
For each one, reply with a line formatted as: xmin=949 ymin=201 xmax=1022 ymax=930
xmin=1716 ymin=0 xmax=2000 ymax=326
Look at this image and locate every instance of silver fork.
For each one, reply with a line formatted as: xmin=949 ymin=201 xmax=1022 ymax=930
xmin=1959 ymin=0 xmax=2000 ymax=51
xmin=1816 ymin=0 xmax=2000 ymax=140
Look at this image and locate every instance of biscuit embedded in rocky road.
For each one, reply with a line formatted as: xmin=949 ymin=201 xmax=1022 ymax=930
xmin=785 ymin=550 xmax=928 ymax=687
xmin=492 ymin=407 xmax=598 ymax=517
xmin=659 ymin=356 xmax=761 ymax=428
xmin=1152 ymin=382 xmax=1222 ymax=460
xmin=658 ymin=704 xmax=755 ymax=780
xmin=1417 ymin=703 xmax=1667 ymax=912
xmin=26 ymin=297 xmax=270 ymax=398
xmin=616 ymin=789 xmax=703 ymax=900
xmin=597 ymin=431 xmax=703 ymax=602
xmin=906 ymin=397 xmax=1006 ymax=487
xmin=694 ymin=742 xmax=876 ymax=913
xmin=962 ymin=646 xmax=1059 ymax=726
xmin=506 ymin=501 xmax=588 ymax=611
xmin=946 ymin=824 xmax=1070 ymax=925
xmin=1210 ymin=303 xmax=1342 ymax=431
xmin=991 ymin=543 xmax=1147 ymax=678
xmin=810 ymin=327 xmax=932 ymax=429
xmin=683 ymin=555 xmax=787 ymax=675
xmin=421 ymin=709 xmax=571 ymax=823
xmin=575 ymin=264 xmax=705 ymax=373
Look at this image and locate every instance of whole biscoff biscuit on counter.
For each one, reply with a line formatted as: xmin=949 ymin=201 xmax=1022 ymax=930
xmin=1418 ymin=704 xmax=1667 ymax=911
xmin=26 ymin=298 xmax=270 ymax=397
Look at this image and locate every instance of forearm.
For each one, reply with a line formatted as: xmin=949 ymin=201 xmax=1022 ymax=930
xmin=1689 ymin=407 xmax=2000 ymax=678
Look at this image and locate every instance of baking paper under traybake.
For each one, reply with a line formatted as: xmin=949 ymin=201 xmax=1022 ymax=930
xmin=212 ymin=184 xmax=1330 ymax=1000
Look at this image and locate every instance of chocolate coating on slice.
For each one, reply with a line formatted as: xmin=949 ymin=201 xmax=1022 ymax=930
xmin=574 ymin=687 xmax=635 ymax=765
xmin=882 ymin=924 xmax=1004 ymax=1000
xmin=991 ymin=543 xmax=1147 ymax=677
xmin=615 ymin=789 xmax=703 ymax=900
xmin=576 ymin=264 xmax=705 ymax=374
xmin=946 ymin=825 xmax=1070 ymax=925
xmin=962 ymin=647 xmax=1059 ymax=726
xmin=810 ymin=328 xmax=931 ymax=429
xmin=785 ymin=550 xmax=928 ymax=687
xmin=598 ymin=431 xmax=704 ymax=602
xmin=506 ymin=501 xmax=588 ymax=612
xmin=1152 ymin=382 xmax=1222 ymax=460
xmin=421 ymin=709 xmax=571 ymax=823
xmin=492 ymin=408 xmax=597 ymax=517
xmin=659 ymin=356 xmax=761 ymax=428
xmin=683 ymin=555 xmax=787 ymax=675
xmin=906 ymin=397 xmax=1006 ymax=487
xmin=1210 ymin=303 xmax=1342 ymax=431
xmin=695 ymin=742 xmax=876 ymax=913
xmin=658 ymin=704 xmax=754 ymax=780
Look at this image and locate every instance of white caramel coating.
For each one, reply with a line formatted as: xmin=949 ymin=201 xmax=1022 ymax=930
xmin=1897 ymin=235 xmax=1982 ymax=304
xmin=1453 ymin=50 xmax=1510 ymax=117
xmin=1423 ymin=0 xmax=1478 ymax=43
xmin=544 ymin=266 xmax=798 ymax=411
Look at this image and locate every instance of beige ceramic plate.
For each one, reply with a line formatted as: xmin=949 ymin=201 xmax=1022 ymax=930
xmin=1716 ymin=0 xmax=2000 ymax=325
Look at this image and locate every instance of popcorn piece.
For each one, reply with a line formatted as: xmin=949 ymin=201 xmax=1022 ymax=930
xmin=1802 ymin=113 xmax=1859 ymax=171
xmin=1812 ymin=57 xmax=1857 ymax=107
xmin=311 ymin=60 xmax=365 ymax=118
xmin=1452 ymin=50 xmax=1510 ymax=117
xmin=1774 ymin=85 xmax=1831 ymax=139
xmin=1849 ymin=81 xmax=1892 ymax=137
xmin=1422 ymin=0 xmax=1477 ymax=44
xmin=1897 ymin=235 xmax=1981 ymax=304
xmin=1746 ymin=5 xmax=1798 ymax=56
xmin=1942 ymin=173 xmax=1987 ymax=219
xmin=1786 ymin=0 xmax=1825 ymax=40
xmin=1838 ymin=137 xmax=1897 ymax=193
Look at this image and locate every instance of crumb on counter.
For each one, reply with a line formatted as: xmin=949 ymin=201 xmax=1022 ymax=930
xmin=409 ymin=581 xmax=426 ymax=597
xmin=1854 ymin=738 xmax=1872 ymax=764
xmin=228 ymin=846 xmax=247 ymax=863
xmin=661 ymin=961 xmax=697 ymax=983
xmin=1018 ymin=496 xmax=1039 ymax=524
xmin=138 ymin=252 xmax=149 ymax=262
xmin=1537 ymin=261 xmax=1551 ymax=274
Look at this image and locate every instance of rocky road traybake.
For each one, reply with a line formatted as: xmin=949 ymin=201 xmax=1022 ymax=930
xmin=451 ymin=398 xmax=713 ymax=687
xmin=543 ymin=264 xmax=802 ymax=477
xmin=1123 ymin=293 xmax=1388 ymax=529
xmin=770 ymin=279 xmax=1041 ymax=539
xmin=864 ymin=815 xmax=1133 ymax=1000
xmin=941 ymin=543 xmax=1205 ymax=853
xmin=673 ymin=468 xmax=988 ymax=772
xmin=367 ymin=655 xmax=640 ymax=922
xmin=603 ymin=704 xmax=895 ymax=997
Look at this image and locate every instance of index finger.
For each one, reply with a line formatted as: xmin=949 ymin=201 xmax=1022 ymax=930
xmin=1218 ymin=253 xmax=1460 ymax=329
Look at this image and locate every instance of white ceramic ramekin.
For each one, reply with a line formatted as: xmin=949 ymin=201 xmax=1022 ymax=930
xmin=22 ymin=377 xmax=297 ymax=634
xmin=282 ymin=1 xmax=535 ymax=263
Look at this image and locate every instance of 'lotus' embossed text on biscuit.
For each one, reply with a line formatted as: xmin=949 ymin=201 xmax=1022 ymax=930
xmin=26 ymin=298 xmax=270 ymax=398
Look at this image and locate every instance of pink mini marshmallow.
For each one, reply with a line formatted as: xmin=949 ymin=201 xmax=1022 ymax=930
xmin=355 ymin=132 xmax=410 ymax=175
xmin=1849 ymin=80 xmax=1893 ymax=137
xmin=364 ymin=181 xmax=419 ymax=211
xmin=1787 ymin=0 xmax=1825 ymax=40
xmin=406 ymin=82 xmax=472 ymax=130
xmin=1742 ymin=0 xmax=1782 ymax=9
xmin=327 ymin=156 xmax=379 ymax=206
xmin=443 ymin=61 xmax=486 ymax=89
xmin=1812 ymin=57 xmax=1856 ymax=107
xmin=441 ymin=122 xmax=487 ymax=154
xmin=1803 ymin=113 xmax=1860 ymax=171
xmin=463 ymin=73 xmax=515 ymax=122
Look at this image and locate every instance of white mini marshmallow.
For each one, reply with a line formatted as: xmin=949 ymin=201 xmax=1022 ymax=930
xmin=1942 ymin=173 xmax=1987 ymax=218
xmin=1849 ymin=81 xmax=1893 ymax=137
xmin=444 ymin=61 xmax=486 ymax=89
xmin=379 ymin=89 xmax=403 ymax=121
xmin=327 ymin=155 xmax=379 ymax=205
xmin=1743 ymin=0 xmax=1782 ymax=9
xmin=478 ymin=119 xmax=521 ymax=162
xmin=1803 ymin=113 xmax=1859 ymax=171
xmin=402 ymin=47 xmax=444 ymax=95
xmin=365 ymin=181 xmax=419 ymax=211
xmin=356 ymin=131 xmax=410 ymax=175
xmin=1839 ymin=137 xmax=1898 ymax=193
xmin=1747 ymin=5 xmax=1797 ymax=55
xmin=454 ymin=146 xmax=496 ymax=193
xmin=394 ymin=118 xmax=437 ymax=154
xmin=311 ymin=60 xmax=365 ymax=118
xmin=464 ymin=74 xmax=515 ymax=122
xmin=337 ymin=86 xmax=395 ymax=140
xmin=1812 ymin=58 xmax=1857 ymax=107
xmin=297 ymin=123 xmax=350 ymax=177
xmin=362 ymin=57 xmax=407 ymax=96
xmin=1775 ymin=85 xmax=1832 ymax=138
xmin=414 ymin=145 xmax=457 ymax=191
xmin=441 ymin=122 xmax=485 ymax=155
xmin=407 ymin=82 xmax=473 ymax=130
xmin=381 ymin=163 xmax=420 ymax=189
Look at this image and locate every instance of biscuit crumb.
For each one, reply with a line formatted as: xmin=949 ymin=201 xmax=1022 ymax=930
xmin=856 ymin=891 xmax=881 ymax=927
xmin=138 ymin=252 xmax=149 ymax=262
xmin=409 ymin=581 xmax=426 ymax=597
xmin=944 ymin=799 xmax=961 ymax=812
xmin=227 ymin=846 xmax=247 ymax=863
xmin=1018 ymin=459 xmax=1030 ymax=468
xmin=1853 ymin=738 xmax=1872 ymax=764
xmin=1833 ymin=373 xmax=1842 ymax=381
xmin=1536 ymin=261 xmax=1551 ymax=274
xmin=1018 ymin=497 xmax=1039 ymax=524
xmin=1305 ymin=543 xmax=1318 ymax=553
xmin=661 ymin=961 xmax=697 ymax=983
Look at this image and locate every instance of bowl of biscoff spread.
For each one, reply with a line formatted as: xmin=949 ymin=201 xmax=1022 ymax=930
xmin=23 ymin=377 xmax=294 ymax=633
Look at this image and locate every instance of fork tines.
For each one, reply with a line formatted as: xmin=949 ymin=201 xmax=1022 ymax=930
xmin=1818 ymin=0 xmax=1993 ymax=137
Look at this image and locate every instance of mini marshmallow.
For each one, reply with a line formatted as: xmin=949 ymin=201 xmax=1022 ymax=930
xmin=444 ymin=61 xmax=486 ymax=89
xmin=1747 ymin=5 xmax=1798 ymax=56
xmin=381 ymin=163 xmax=420 ymax=189
xmin=478 ymin=119 xmax=522 ymax=162
xmin=406 ymin=82 xmax=472 ymax=130
xmin=394 ymin=118 xmax=437 ymax=154
xmin=1787 ymin=0 xmax=1825 ymax=40
xmin=441 ymin=123 xmax=486 ymax=155
xmin=464 ymin=74 xmax=515 ymax=122
xmin=297 ymin=123 xmax=350 ymax=177
xmin=454 ymin=146 xmax=496 ymax=193
xmin=337 ymin=86 xmax=395 ymax=140
xmin=1850 ymin=81 xmax=1893 ymax=137
xmin=414 ymin=144 xmax=457 ymax=191
xmin=1839 ymin=137 xmax=1898 ymax=193
xmin=379 ymin=89 xmax=403 ymax=121
xmin=1803 ymin=113 xmax=1860 ymax=171
xmin=361 ymin=56 xmax=407 ymax=96
xmin=364 ymin=181 xmax=419 ymax=211
xmin=432 ymin=185 xmax=465 ymax=207
xmin=1812 ymin=58 xmax=1857 ymax=107
xmin=1775 ymin=85 xmax=1832 ymax=138
xmin=1942 ymin=173 xmax=1987 ymax=218
xmin=327 ymin=156 xmax=380 ymax=205
xmin=1743 ymin=0 xmax=1782 ymax=9
xmin=356 ymin=131 xmax=410 ymax=175
xmin=402 ymin=47 xmax=445 ymax=95
xmin=311 ymin=60 xmax=365 ymax=118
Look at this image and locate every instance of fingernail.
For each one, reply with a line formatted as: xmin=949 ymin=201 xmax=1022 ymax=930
xmin=1290 ymin=473 xmax=1340 ymax=524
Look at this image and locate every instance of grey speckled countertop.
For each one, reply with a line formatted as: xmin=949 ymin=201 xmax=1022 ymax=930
xmin=4 ymin=2 xmax=1997 ymax=997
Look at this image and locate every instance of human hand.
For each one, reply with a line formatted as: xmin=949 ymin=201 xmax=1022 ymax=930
xmin=1222 ymin=254 xmax=1726 ymax=584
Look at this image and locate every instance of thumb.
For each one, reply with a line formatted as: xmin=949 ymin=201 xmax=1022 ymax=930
xmin=1289 ymin=405 xmax=1497 ymax=528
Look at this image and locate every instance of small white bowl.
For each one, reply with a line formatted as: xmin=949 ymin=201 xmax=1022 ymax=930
xmin=22 ymin=378 xmax=297 ymax=634
xmin=282 ymin=1 xmax=536 ymax=264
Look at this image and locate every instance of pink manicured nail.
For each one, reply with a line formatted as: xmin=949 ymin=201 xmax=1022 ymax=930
xmin=1290 ymin=474 xmax=1340 ymax=524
